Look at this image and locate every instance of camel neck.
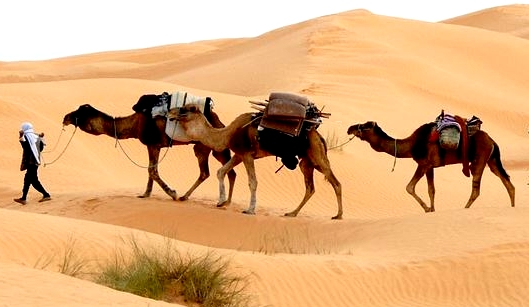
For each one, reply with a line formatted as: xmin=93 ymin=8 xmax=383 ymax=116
xmin=189 ymin=113 xmax=254 ymax=152
xmin=105 ymin=114 xmax=142 ymax=139
xmin=368 ymin=133 xmax=414 ymax=158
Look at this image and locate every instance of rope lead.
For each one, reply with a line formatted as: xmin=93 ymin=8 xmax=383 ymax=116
xmin=43 ymin=125 xmax=78 ymax=167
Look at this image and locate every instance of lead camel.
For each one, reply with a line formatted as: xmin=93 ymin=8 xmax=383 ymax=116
xmin=62 ymin=101 xmax=236 ymax=202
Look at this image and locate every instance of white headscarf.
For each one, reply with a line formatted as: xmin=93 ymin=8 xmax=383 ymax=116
xmin=20 ymin=122 xmax=41 ymax=164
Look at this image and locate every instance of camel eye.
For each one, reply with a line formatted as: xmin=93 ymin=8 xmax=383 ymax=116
xmin=361 ymin=122 xmax=376 ymax=130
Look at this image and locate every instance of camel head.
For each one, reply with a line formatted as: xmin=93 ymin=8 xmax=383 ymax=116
xmin=62 ymin=104 xmax=112 ymax=134
xmin=347 ymin=121 xmax=378 ymax=140
xmin=63 ymin=104 xmax=96 ymax=127
xmin=171 ymin=104 xmax=211 ymax=139
xmin=171 ymin=104 xmax=206 ymax=122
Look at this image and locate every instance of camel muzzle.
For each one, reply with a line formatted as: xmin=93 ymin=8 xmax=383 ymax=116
xmin=347 ymin=125 xmax=363 ymax=137
xmin=167 ymin=108 xmax=182 ymax=122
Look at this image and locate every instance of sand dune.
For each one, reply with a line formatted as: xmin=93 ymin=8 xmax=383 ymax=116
xmin=1 ymin=5 xmax=529 ymax=307
xmin=443 ymin=4 xmax=529 ymax=39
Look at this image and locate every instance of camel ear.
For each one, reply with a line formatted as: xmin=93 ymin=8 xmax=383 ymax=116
xmin=365 ymin=121 xmax=376 ymax=129
xmin=190 ymin=105 xmax=201 ymax=113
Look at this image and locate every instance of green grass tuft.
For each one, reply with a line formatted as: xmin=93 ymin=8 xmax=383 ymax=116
xmin=96 ymin=237 xmax=250 ymax=307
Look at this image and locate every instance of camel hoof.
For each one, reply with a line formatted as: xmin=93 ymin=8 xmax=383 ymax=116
xmin=331 ymin=215 xmax=343 ymax=220
xmin=216 ymin=201 xmax=229 ymax=208
xmin=284 ymin=212 xmax=297 ymax=217
xmin=178 ymin=196 xmax=189 ymax=201
xmin=137 ymin=194 xmax=150 ymax=199
xmin=242 ymin=210 xmax=255 ymax=215
xmin=169 ymin=190 xmax=178 ymax=201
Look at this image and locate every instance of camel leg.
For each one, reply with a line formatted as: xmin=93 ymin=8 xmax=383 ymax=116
xmin=285 ymin=130 xmax=342 ymax=219
xmin=426 ymin=168 xmax=436 ymax=212
xmin=284 ymin=159 xmax=315 ymax=218
xmin=212 ymin=148 xmax=237 ymax=205
xmin=325 ymin=168 xmax=343 ymax=220
xmin=217 ymin=155 xmax=242 ymax=208
xmin=241 ymin=154 xmax=258 ymax=215
xmin=487 ymin=152 xmax=515 ymax=207
xmin=179 ymin=144 xmax=212 ymax=201
xmin=144 ymin=147 xmax=177 ymax=200
xmin=139 ymin=177 xmax=154 ymax=198
xmin=464 ymin=157 xmax=487 ymax=209
xmin=139 ymin=146 xmax=157 ymax=198
xmin=406 ymin=165 xmax=431 ymax=212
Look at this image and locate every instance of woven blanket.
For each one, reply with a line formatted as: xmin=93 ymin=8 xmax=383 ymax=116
xmin=436 ymin=113 xmax=461 ymax=131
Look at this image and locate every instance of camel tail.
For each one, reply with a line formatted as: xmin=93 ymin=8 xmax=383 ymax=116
xmin=491 ymin=142 xmax=510 ymax=179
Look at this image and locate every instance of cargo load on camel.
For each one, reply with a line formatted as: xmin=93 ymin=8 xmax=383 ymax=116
xmin=249 ymin=92 xmax=330 ymax=170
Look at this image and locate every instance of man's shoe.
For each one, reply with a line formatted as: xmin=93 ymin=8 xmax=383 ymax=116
xmin=14 ymin=198 xmax=27 ymax=205
xmin=39 ymin=196 xmax=51 ymax=203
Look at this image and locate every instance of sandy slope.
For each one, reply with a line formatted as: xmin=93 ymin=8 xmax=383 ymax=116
xmin=1 ymin=5 xmax=529 ymax=307
xmin=443 ymin=4 xmax=529 ymax=39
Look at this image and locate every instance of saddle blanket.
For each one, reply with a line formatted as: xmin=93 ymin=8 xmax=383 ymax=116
xmin=436 ymin=113 xmax=461 ymax=131
xmin=163 ymin=91 xmax=211 ymax=142
xmin=434 ymin=112 xmax=482 ymax=135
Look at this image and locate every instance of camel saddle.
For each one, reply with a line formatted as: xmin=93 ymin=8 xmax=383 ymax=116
xmin=259 ymin=92 xmax=311 ymax=137
xmin=433 ymin=110 xmax=482 ymax=177
xmin=133 ymin=91 xmax=213 ymax=121
xmin=132 ymin=91 xmax=213 ymax=142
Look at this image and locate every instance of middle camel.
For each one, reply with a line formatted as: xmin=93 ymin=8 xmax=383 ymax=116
xmin=173 ymin=103 xmax=343 ymax=219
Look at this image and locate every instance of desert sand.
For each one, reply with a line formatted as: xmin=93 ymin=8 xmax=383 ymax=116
xmin=1 ymin=4 xmax=529 ymax=307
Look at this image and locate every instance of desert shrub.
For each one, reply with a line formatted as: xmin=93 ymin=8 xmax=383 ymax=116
xmin=34 ymin=235 xmax=91 ymax=278
xmin=324 ymin=130 xmax=344 ymax=151
xmin=96 ymin=238 xmax=250 ymax=307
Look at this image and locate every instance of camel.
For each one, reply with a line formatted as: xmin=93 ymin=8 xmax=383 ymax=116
xmin=172 ymin=104 xmax=343 ymax=219
xmin=347 ymin=121 xmax=515 ymax=212
xmin=62 ymin=101 xmax=236 ymax=202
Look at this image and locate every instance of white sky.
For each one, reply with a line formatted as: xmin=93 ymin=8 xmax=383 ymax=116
xmin=0 ymin=0 xmax=518 ymax=61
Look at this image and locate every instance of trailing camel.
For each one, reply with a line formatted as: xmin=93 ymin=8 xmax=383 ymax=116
xmin=347 ymin=121 xmax=515 ymax=212
xmin=62 ymin=100 xmax=236 ymax=202
xmin=173 ymin=104 xmax=343 ymax=219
